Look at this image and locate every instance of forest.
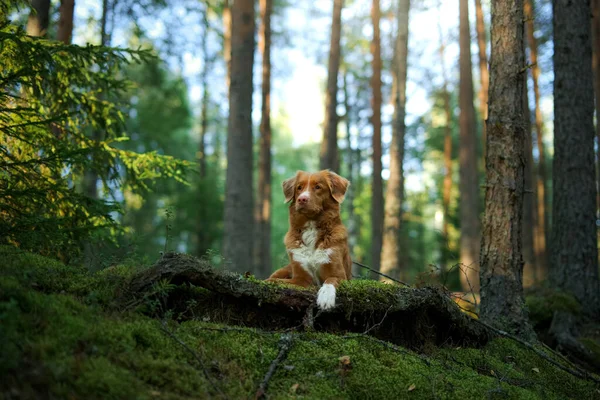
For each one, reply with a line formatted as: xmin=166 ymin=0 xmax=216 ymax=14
xmin=1 ymin=0 xmax=600 ymax=398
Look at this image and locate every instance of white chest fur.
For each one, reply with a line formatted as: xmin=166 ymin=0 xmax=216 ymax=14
xmin=289 ymin=221 xmax=332 ymax=284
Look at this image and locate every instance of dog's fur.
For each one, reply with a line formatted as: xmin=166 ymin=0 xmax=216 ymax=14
xmin=266 ymin=170 xmax=352 ymax=310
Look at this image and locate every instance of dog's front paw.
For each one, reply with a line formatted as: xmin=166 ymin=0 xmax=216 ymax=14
xmin=317 ymin=284 xmax=336 ymax=310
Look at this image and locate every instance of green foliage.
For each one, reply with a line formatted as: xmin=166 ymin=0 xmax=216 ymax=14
xmin=1 ymin=248 xmax=598 ymax=399
xmin=0 ymin=19 xmax=193 ymax=260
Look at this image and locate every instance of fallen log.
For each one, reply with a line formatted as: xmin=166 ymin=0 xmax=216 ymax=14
xmin=119 ymin=252 xmax=490 ymax=350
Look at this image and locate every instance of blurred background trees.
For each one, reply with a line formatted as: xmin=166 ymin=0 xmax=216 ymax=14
xmin=3 ymin=0 xmax=600 ymax=337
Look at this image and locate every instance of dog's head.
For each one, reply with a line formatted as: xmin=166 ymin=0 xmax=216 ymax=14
xmin=282 ymin=170 xmax=350 ymax=217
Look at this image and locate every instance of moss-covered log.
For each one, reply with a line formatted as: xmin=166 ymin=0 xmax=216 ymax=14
xmin=120 ymin=253 xmax=490 ymax=350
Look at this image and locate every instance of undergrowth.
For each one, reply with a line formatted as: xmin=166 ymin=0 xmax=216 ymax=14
xmin=1 ymin=246 xmax=599 ymax=399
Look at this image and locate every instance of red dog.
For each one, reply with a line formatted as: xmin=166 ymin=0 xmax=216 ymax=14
xmin=266 ymin=170 xmax=352 ymax=310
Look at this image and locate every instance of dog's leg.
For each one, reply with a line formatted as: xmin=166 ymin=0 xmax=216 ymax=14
xmin=266 ymin=264 xmax=293 ymax=280
xmin=317 ymin=264 xmax=347 ymax=310
xmin=266 ymin=262 xmax=314 ymax=288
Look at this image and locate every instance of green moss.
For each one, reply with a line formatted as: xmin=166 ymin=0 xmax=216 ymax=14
xmin=1 ymin=248 xmax=599 ymax=399
xmin=526 ymin=288 xmax=582 ymax=328
xmin=339 ymin=278 xmax=407 ymax=310
xmin=580 ymin=338 xmax=600 ymax=366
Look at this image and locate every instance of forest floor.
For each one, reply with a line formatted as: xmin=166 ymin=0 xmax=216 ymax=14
xmin=1 ymin=246 xmax=599 ymax=399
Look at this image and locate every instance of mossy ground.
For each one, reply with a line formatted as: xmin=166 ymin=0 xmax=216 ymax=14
xmin=1 ymin=246 xmax=599 ymax=399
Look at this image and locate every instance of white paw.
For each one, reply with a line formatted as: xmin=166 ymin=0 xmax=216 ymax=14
xmin=317 ymin=284 xmax=336 ymax=310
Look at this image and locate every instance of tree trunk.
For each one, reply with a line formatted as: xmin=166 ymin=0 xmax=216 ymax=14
xmin=223 ymin=0 xmax=232 ymax=90
xmin=57 ymin=0 xmax=75 ymax=43
xmin=458 ymin=0 xmax=481 ymax=293
xmin=474 ymin=0 xmax=489 ymax=159
xmin=27 ymin=0 xmax=50 ymax=37
xmin=592 ymin=0 xmax=600 ymax=215
xmin=320 ymin=0 xmax=343 ymax=173
xmin=342 ymin=70 xmax=359 ymax=277
xmin=254 ymin=0 xmax=273 ymax=278
xmin=479 ymin=0 xmax=536 ymax=340
xmin=438 ymin=14 xmax=453 ymax=274
xmin=524 ymin=0 xmax=548 ymax=282
xmin=223 ymin=0 xmax=255 ymax=274
xmin=370 ymin=0 xmax=383 ymax=276
xmin=522 ymin=67 xmax=536 ymax=287
xmin=381 ymin=0 xmax=410 ymax=282
xmin=551 ymin=0 xmax=600 ymax=319
xmin=196 ymin=7 xmax=210 ymax=258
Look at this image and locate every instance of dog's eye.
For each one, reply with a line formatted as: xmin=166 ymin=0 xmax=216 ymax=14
xmin=315 ymin=184 xmax=321 ymax=190
xmin=297 ymin=185 xmax=302 ymax=191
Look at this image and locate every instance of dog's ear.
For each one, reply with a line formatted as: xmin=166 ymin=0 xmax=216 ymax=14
xmin=282 ymin=171 xmax=301 ymax=203
xmin=325 ymin=170 xmax=350 ymax=203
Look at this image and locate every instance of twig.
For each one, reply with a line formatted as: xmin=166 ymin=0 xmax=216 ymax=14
xmin=255 ymin=333 xmax=294 ymax=399
xmin=458 ymin=263 xmax=479 ymax=311
xmin=159 ymin=321 xmax=227 ymax=398
xmin=352 ymin=261 xmax=410 ymax=287
xmin=472 ymin=318 xmax=600 ymax=384
xmin=363 ymin=305 xmax=393 ymax=335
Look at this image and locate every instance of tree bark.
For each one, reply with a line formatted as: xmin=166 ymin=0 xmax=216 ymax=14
xmin=458 ymin=0 xmax=481 ymax=293
xmin=320 ymin=0 xmax=343 ymax=173
xmin=592 ymin=0 xmax=600 ymax=215
xmin=254 ymin=0 xmax=273 ymax=278
xmin=27 ymin=0 xmax=50 ymax=37
xmin=223 ymin=0 xmax=255 ymax=274
xmin=551 ymin=0 xmax=600 ymax=319
xmin=474 ymin=0 xmax=489 ymax=159
xmin=522 ymin=66 xmax=536 ymax=287
xmin=57 ymin=0 xmax=75 ymax=43
xmin=524 ymin=0 xmax=548 ymax=281
xmin=370 ymin=0 xmax=383 ymax=276
xmin=381 ymin=0 xmax=410 ymax=282
xmin=479 ymin=0 xmax=536 ymax=341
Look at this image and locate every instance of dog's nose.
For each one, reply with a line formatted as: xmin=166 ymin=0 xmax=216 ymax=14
xmin=298 ymin=197 xmax=308 ymax=204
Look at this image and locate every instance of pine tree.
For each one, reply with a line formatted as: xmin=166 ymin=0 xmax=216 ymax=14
xmin=370 ymin=0 xmax=383 ymax=275
xmin=479 ymin=0 xmax=536 ymax=340
xmin=551 ymin=0 xmax=600 ymax=318
xmin=223 ymin=0 xmax=256 ymax=273
xmin=458 ymin=0 xmax=481 ymax=293
xmin=255 ymin=0 xmax=273 ymax=278
xmin=320 ymin=0 xmax=343 ymax=172
xmin=381 ymin=0 xmax=410 ymax=281
xmin=0 ymin=17 xmax=190 ymax=259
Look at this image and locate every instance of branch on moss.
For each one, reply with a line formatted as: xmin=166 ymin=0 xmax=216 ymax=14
xmin=473 ymin=318 xmax=600 ymax=384
xmin=255 ymin=333 xmax=294 ymax=399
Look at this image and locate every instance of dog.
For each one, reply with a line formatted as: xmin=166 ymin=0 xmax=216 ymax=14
xmin=266 ymin=170 xmax=352 ymax=310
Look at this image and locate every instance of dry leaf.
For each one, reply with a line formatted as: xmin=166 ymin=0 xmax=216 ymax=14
xmin=407 ymin=384 xmax=416 ymax=392
xmin=532 ymin=367 xmax=540 ymax=373
xmin=290 ymin=383 xmax=299 ymax=394
xmin=339 ymin=355 xmax=351 ymax=366
xmin=490 ymin=370 xmax=496 ymax=377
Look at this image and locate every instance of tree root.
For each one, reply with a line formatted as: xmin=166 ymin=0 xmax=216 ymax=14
xmin=119 ymin=253 xmax=490 ymax=351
